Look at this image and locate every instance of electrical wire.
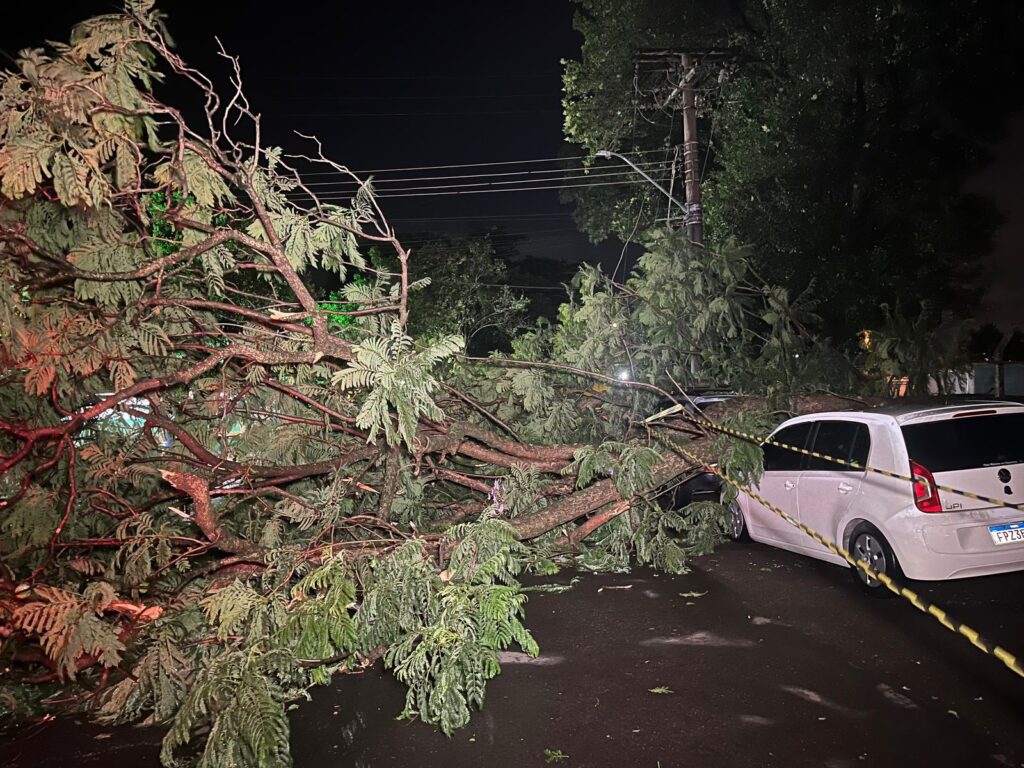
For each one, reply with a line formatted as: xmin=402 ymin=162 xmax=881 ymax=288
xmin=301 ymin=178 xmax=651 ymax=200
xmin=390 ymin=213 xmax=571 ymax=223
xmin=292 ymin=167 xmax=672 ymax=195
xmin=299 ymin=148 xmax=670 ymax=176
xmin=275 ymin=92 xmax=560 ymax=101
xmin=299 ymin=159 xmax=673 ymax=187
xmin=283 ymin=108 xmax=562 ymax=118
xmin=252 ymin=73 xmax=562 ymax=81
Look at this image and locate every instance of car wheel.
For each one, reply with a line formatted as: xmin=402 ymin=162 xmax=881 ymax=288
xmin=849 ymin=524 xmax=902 ymax=598
xmin=727 ymin=499 xmax=750 ymax=542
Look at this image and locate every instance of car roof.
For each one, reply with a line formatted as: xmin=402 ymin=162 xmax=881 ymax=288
xmin=780 ymin=400 xmax=1024 ymax=428
xmin=867 ymin=400 xmax=1024 ymax=424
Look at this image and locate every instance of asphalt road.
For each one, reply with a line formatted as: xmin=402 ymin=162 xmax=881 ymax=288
xmin=4 ymin=540 xmax=1024 ymax=767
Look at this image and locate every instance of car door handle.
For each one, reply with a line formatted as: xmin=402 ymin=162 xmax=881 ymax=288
xmin=838 ymin=482 xmax=854 ymax=494
xmin=784 ymin=480 xmax=796 ymax=491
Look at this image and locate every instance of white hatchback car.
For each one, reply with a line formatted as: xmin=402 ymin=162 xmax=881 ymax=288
xmin=728 ymin=401 xmax=1024 ymax=594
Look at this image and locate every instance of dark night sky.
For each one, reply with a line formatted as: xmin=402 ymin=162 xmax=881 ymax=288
xmin=2 ymin=0 xmax=626 ymax=276
xmin=2 ymin=1 xmax=1021 ymax=324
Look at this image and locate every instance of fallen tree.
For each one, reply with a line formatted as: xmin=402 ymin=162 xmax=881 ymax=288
xmin=0 ymin=4 xmax=874 ymax=764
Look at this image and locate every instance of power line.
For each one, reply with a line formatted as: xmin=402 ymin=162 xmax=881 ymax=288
xmin=283 ymin=108 xmax=562 ymax=118
xmin=299 ymin=148 xmax=670 ymax=176
xmin=303 ymin=178 xmax=651 ymax=200
xmin=390 ymin=213 xmax=571 ymax=223
xmin=275 ymin=92 xmax=559 ymax=101
xmin=251 ymin=73 xmax=562 ymax=81
xmin=294 ymin=167 xmax=672 ymax=195
xmin=299 ymin=160 xmax=673 ymax=187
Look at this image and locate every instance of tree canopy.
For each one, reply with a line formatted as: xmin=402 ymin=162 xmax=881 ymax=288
xmin=383 ymin=232 xmax=529 ymax=353
xmin=562 ymin=0 xmax=1022 ymax=340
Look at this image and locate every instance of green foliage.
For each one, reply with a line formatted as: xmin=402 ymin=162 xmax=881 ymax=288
xmin=861 ymin=302 xmax=972 ymax=396
xmin=710 ymin=409 xmax=778 ymax=504
xmin=145 ymin=190 xmax=196 ymax=256
xmin=567 ymin=441 xmax=660 ymax=497
xmin=201 ymin=580 xmax=265 ymax=641
xmin=161 ymin=652 xmax=292 ymax=768
xmin=97 ymin=636 xmax=191 ymax=725
xmin=333 ymin=320 xmax=464 ymax=449
xmin=472 ymin=228 xmax=852 ymax=450
xmin=495 ymin=464 xmax=543 ymax=518
xmin=576 ymin=498 xmax=725 ymax=575
xmin=361 ymin=522 xmax=537 ymax=735
xmin=154 ymin=151 xmax=234 ymax=209
xmin=394 ymin=234 xmax=529 ymax=353
xmin=314 ymin=275 xmax=368 ymax=336
xmin=563 ymin=0 xmax=1018 ymax=340
xmin=278 ymin=557 xmax=358 ymax=683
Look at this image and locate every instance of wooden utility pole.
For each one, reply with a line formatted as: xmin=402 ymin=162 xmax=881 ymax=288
xmin=636 ymin=48 xmax=737 ymax=240
xmin=679 ymin=53 xmax=703 ymax=246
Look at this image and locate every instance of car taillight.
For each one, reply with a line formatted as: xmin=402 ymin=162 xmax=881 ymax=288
xmin=910 ymin=460 xmax=942 ymax=513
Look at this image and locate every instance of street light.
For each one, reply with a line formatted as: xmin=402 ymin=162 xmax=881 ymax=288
xmin=595 ymin=149 xmax=689 ymax=216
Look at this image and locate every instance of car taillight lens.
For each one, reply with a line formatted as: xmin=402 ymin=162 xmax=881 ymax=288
xmin=910 ymin=460 xmax=942 ymax=513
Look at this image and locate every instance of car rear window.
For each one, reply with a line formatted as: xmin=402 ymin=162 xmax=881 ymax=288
xmin=901 ymin=412 xmax=1024 ymax=472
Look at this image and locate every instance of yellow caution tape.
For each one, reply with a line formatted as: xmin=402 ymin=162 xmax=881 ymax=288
xmin=673 ymin=443 xmax=1024 ymax=680
xmin=647 ymin=404 xmax=1023 ymax=512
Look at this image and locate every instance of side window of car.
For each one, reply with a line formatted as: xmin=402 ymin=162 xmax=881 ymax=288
xmin=763 ymin=422 xmax=813 ymax=472
xmin=805 ymin=421 xmax=870 ymax=472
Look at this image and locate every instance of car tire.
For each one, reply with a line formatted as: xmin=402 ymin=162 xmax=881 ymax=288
xmin=848 ymin=523 xmax=902 ymax=598
xmin=727 ymin=499 xmax=750 ymax=542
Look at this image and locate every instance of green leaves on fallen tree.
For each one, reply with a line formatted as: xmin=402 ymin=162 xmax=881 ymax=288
xmin=567 ymin=441 xmax=660 ymax=497
xmin=365 ymin=522 xmax=538 ymax=735
xmin=161 ymin=652 xmax=293 ymax=768
xmin=333 ymin=320 xmax=464 ymax=449
xmin=153 ymin=151 xmax=234 ymax=209
xmin=576 ymin=498 xmax=726 ymax=575
xmin=97 ymin=636 xmax=190 ymax=725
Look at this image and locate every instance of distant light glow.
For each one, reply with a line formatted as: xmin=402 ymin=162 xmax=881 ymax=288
xmin=616 ymin=368 xmax=631 ymax=381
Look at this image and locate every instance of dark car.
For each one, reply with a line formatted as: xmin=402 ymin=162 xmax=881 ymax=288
xmin=649 ymin=391 xmax=736 ymax=510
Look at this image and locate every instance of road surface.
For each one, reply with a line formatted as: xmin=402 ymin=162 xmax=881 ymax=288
xmin=3 ymin=540 xmax=1023 ymax=767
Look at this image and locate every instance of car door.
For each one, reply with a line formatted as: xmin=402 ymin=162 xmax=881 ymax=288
xmin=746 ymin=421 xmax=813 ymax=546
xmin=797 ymin=420 xmax=870 ymax=561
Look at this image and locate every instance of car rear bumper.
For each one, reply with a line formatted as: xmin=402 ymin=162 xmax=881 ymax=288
xmin=885 ymin=508 xmax=1024 ymax=580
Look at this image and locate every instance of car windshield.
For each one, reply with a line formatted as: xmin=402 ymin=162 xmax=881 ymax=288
xmin=901 ymin=412 xmax=1024 ymax=472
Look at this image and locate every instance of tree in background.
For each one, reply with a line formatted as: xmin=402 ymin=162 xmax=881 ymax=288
xmin=562 ymin=0 xmax=1020 ymax=341
xmin=378 ymin=233 xmax=529 ymax=354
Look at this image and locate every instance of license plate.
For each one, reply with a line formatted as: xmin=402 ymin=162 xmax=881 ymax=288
xmin=989 ymin=521 xmax=1024 ymax=545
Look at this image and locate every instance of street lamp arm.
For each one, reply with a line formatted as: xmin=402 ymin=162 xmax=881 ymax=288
xmin=595 ymin=149 xmax=688 ymax=214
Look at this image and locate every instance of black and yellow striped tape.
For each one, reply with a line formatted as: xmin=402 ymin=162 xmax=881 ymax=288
xmin=673 ymin=443 xmax=1024 ymax=680
xmin=646 ymin=405 xmax=1023 ymax=512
